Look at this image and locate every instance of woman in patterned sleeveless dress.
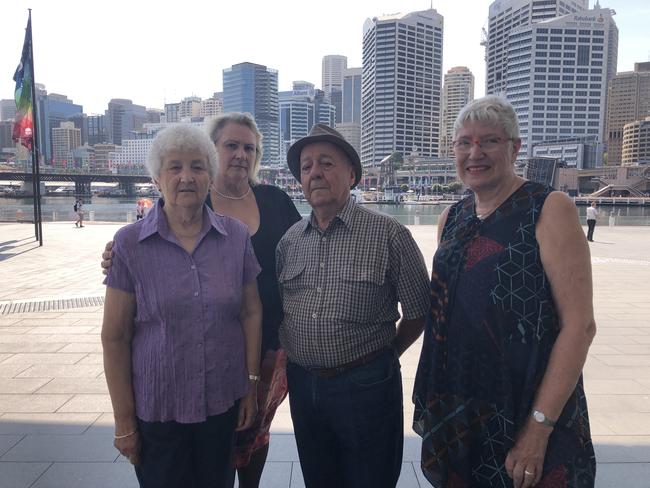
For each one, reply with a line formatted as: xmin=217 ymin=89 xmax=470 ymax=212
xmin=413 ymin=96 xmax=596 ymax=488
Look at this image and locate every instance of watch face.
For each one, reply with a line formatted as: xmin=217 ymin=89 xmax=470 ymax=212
xmin=533 ymin=411 xmax=545 ymax=422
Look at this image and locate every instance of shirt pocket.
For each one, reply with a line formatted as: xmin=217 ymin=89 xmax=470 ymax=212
xmin=278 ymin=259 xmax=313 ymax=317
xmin=339 ymin=266 xmax=387 ymax=323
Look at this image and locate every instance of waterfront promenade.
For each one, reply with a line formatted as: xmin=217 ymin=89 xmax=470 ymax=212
xmin=0 ymin=221 xmax=649 ymax=487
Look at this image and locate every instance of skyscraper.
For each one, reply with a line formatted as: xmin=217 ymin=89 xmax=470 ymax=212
xmin=322 ymin=55 xmax=347 ymax=95
xmin=223 ymin=62 xmax=280 ymax=165
xmin=36 ymin=89 xmax=83 ymax=165
xmin=485 ymin=0 xmax=588 ymax=95
xmin=361 ymin=9 xmax=444 ymax=166
xmin=105 ymin=99 xmax=147 ymax=146
xmin=505 ymin=6 xmax=618 ymax=161
xmin=0 ymin=99 xmax=17 ymax=121
xmin=606 ymin=62 xmax=650 ymax=165
xmin=341 ymin=68 xmax=362 ymax=124
xmin=51 ymin=121 xmax=81 ymax=168
xmin=622 ymin=117 xmax=650 ymax=165
xmin=439 ymin=67 xmax=475 ymax=157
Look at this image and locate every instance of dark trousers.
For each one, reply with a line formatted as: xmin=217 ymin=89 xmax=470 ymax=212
xmin=286 ymin=348 xmax=403 ymax=488
xmin=587 ymin=219 xmax=596 ymax=241
xmin=135 ymin=403 xmax=238 ymax=488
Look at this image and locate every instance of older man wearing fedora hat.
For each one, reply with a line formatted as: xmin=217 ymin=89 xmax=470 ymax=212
xmin=276 ymin=124 xmax=430 ymax=487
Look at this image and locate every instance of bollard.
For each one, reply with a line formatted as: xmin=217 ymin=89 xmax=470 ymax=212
xmin=89 ymin=210 xmax=96 ymax=221
xmin=16 ymin=209 xmax=24 ymax=222
xmin=126 ymin=211 xmax=134 ymax=223
xmin=52 ymin=210 xmax=57 ymax=222
xmin=608 ymin=211 xmax=615 ymax=227
xmin=414 ymin=215 xmax=420 ymax=225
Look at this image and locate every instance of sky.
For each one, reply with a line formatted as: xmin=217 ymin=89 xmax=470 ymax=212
xmin=1 ymin=0 xmax=649 ymax=115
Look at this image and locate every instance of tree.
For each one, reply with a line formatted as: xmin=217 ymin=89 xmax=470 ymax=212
xmin=448 ymin=181 xmax=464 ymax=193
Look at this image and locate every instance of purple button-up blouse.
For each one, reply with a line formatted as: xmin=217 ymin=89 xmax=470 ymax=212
xmin=104 ymin=200 xmax=261 ymax=424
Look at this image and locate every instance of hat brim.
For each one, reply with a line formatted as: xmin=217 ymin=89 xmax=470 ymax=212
xmin=287 ymin=134 xmax=362 ymax=189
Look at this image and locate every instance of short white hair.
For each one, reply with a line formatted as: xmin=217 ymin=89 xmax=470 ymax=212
xmin=146 ymin=124 xmax=218 ymax=180
xmin=454 ymin=95 xmax=520 ymax=140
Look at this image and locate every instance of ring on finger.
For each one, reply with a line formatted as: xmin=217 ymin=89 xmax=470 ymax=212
xmin=524 ymin=469 xmax=534 ymax=476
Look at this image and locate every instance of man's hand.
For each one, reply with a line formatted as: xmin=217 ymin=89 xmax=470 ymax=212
xmin=101 ymin=241 xmax=114 ymax=275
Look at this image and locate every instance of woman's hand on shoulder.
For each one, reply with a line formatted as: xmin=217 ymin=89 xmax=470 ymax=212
xmin=437 ymin=205 xmax=451 ymax=244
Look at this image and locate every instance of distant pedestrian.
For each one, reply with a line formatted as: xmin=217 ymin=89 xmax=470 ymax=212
xmin=74 ymin=199 xmax=84 ymax=228
xmin=586 ymin=201 xmax=598 ymax=242
xmin=136 ymin=201 xmax=145 ymax=220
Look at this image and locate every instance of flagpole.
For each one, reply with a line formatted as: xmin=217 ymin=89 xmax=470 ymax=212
xmin=27 ymin=9 xmax=43 ymax=246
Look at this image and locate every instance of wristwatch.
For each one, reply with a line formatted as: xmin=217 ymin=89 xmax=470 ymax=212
xmin=531 ymin=409 xmax=556 ymax=428
xmin=248 ymin=373 xmax=261 ymax=382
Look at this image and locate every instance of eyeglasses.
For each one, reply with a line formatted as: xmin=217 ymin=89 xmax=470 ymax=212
xmin=452 ymin=137 xmax=513 ymax=153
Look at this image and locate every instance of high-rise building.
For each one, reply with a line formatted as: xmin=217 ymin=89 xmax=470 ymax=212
xmin=322 ymin=55 xmax=347 ymax=95
xmin=622 ymin=117 xmax=650 ymax=165
xmin=341 ymin=68 xmax=362 ymax=124
xmin=105 ymin=99 xmax=147 ymax=145
xmin=67 ymin=113 xmax=89 ymax=146
xmin=88 ymin=115 xmax=108 ymax=146
xmin=93 ymin=144 xmax=119 ymax=172
xmin=361 ymin=9 xmax=444 ymax=166
xmin=223 ymin=62 xmax=280 ymax=165
xmin=51 ymin=121 xmax=82 ymax=168
xmin=35 ymin=89 xmax=83 ymax=165
xmin=439 ymin=67 xmax=475 ymax=157
xmin=179 ymin=96 xmax=202 ymax=120
xmin=200 ymin=95 xmax=223 ymax=119
xmin=606 ymin=62 xmax=650 ymax=165
xmin=0 ymin=99 xmax=17 ymax=121
xmin=0 ymin=120 xmax=14 ymax=150
xmin=485 ymin=0 xmax=588 ymax=95
xmin=505 ymin=6 xmax=618 ymax=161
xmin=279 ymin=82 xmax=335 ymax=163
xmin=146 ymin=108 xmax=164 ymax=124
xmin=164 ymin=102 xmax=181 ymax=123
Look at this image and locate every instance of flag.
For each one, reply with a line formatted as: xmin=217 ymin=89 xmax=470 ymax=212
xmin=13 ymin=16 xmax=34 ymax=150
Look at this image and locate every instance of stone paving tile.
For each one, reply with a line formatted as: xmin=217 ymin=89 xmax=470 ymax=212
xmin=591 ymin=413 xmax=650 ymax=435
xmin=593 ymin=436 xmax=650 ymax=462
xmin=584 ymin=379 xmax=650 ymax=395
xmin=32 ymin=333 xmax=101 ymax=344
xmin=37 ymin=378 xmax=108 ymax=395
xmin=0 ymin=462 xmax=51 ymax=488
xmin=57 ymin=394 xmax=112 ymax=413
xmin=75 ymin=353 xmax=104 ymax=365
xmin=25 ymin=326 xmax=96 ymax=335
xmin=613 ymin=344 xmax=650 ymax=355
xmin=597 ymin=355 xmax=650 ymax=366
xmin=56 ymin=343 xmax=103 ymax=353
xmin=397 ymin=463 xmax=421 ymax=488
xmin=596 ymin=463 xmax=650 ymax=488
xmin=266 ymin=433 xmax=299 ymax=462
xmin=0 ymin=364 xmax=30 ymax=379
xmin=0 ymin=342 xmax=67 ymax=354
xmin=0 ymin=378 xmax=51 ymax=394
xmin=29 ymin=462 xmax=139 ymax=488
xmin=0 ymin=327 xmax=32 ymax=334
xmin=0 ymin=435 xmax=24 ymax=457
xmin=0 ymin=319 xmax=22 ymax=326
xmin=14 ymin=318 xmax=87 ymax=327
xmin=0 ymin=353 xmax=14 ymax=363
xmin=1 ymin=353 xmax=86 ymax=365
xmin=587 ymin=394 xmax=650 ymax=413
xmin=0 ymin=413 xmax=100 ymax=435
xmin=1 ymin=434 xmax=118 ymax=462
xmin=16 ymin=364 xmax=104 ymax=378
xmin=0 ymin=395 xmax=72 ymax=413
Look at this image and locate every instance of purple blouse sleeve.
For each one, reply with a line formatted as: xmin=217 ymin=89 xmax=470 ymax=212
xmin=103 ymin=237 xmax=135 ymax=293
xmin=242 ymin=235 xmax=261 ymax=286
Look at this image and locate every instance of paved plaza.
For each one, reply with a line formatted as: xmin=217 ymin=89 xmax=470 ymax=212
xmin=0 ymin=219 xmax=649 ymax=487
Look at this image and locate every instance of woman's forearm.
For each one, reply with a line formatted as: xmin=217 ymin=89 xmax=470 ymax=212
xmin=102 ymin=339 xmax=138 ymax=433
xmin=240 ymin=282 xmax=262 ymax=376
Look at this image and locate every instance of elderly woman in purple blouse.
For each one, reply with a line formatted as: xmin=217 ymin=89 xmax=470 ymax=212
xmin=101 ymin=124 xmax=262 ymax=488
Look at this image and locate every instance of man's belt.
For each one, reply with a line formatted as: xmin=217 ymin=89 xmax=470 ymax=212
xmin=307 ymin=346 xmax=392 ymax=379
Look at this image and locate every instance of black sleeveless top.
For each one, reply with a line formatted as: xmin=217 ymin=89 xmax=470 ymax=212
xmin=413 ymin=181 xmax=595 ymax=487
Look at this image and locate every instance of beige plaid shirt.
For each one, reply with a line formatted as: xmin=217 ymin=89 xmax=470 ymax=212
xmin=276 ymin=197 xmax=430 ymax=368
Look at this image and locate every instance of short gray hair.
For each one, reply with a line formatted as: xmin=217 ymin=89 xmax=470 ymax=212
xmin=146 ymin=124 xmax=218 ymax=180
xmin=205 ymin=112 xmax=263 ymax=184
xmin=454 ymin=95 xmax=520 ymax=140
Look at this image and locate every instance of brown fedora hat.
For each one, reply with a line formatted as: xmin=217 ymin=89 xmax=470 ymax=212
xmin=287 ymin=124 xmax=362 ymax=189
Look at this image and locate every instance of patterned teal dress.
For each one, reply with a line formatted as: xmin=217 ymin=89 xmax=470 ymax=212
xmin=413 ymin=181 xmax=595 ymax=487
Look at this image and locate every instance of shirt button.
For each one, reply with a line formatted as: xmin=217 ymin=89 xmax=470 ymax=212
xmin=317 ymin=287 xmax=322 ymax=293
xmin=191 ymin=265 xmax=196 ymax=270
xmin=194 ymin=292 xmax=199 ymax=297
xmin=322 ymin=237 xmax=327 ymax=242
xmin=197 ymin=343 xmax=203 ymax=348
xmin=320 ymin=262 xmax=325 ymax=268
xmin=312 ymin=313 xmax=318 ymax=319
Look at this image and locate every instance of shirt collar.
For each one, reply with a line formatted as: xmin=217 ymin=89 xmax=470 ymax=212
xmin=138 ymin=199 xmax=228 ymax=242
xmin=303 ymin=196 xmax=356 ymax=234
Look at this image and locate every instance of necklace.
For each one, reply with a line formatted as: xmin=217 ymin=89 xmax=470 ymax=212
xmin=213 ymin=186 xmax=251 ymax=200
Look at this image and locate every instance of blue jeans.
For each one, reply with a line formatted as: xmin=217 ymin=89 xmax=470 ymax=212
xmin=286 ymin=348 xmax=403 ymax=488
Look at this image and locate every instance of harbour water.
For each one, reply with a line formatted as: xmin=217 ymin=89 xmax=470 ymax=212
xmin=2 ymin=196 xmax=650 ymax=226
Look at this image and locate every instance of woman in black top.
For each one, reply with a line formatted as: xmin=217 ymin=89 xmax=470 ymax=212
xmin=206 ymin=113 xmax=301 ymax=488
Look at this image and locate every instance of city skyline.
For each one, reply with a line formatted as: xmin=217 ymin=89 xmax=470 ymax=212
xmin=2 ymin=0 xmax=648 ymax=115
